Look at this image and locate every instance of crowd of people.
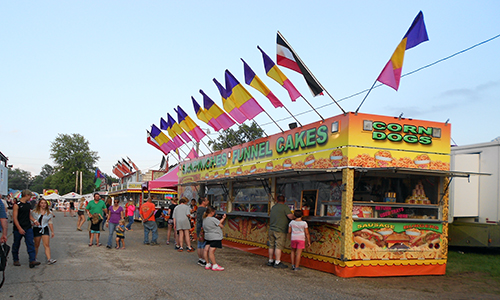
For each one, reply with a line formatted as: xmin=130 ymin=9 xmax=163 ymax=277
xmin=0 ymin=191 xmax=311 ymax=272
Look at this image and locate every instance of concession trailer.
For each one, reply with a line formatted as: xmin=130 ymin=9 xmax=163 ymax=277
xmin=178 ymin=112 xmax=469 ymax=277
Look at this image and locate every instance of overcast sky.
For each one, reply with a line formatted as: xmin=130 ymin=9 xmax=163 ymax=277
xmin=1 ymin=1 xmax=499 ymax=176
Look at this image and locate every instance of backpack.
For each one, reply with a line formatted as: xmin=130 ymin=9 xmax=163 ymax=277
xmin=0 ymin=243 xmax=11 ymax=288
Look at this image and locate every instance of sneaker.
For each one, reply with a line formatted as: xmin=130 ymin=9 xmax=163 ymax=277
xmin=293 ymin=267 xmax=302 ymax=271
xmin=273 ymin=262 xmax=288 ymax=269
xmin=166 ymin=241 xmax=170 ymax=245
xmin=291 ymin=265 xmax=296 ymax=270
xmin=29 ymin=261 xmax=41 ymax=268
xmin=178 ymin=247 xmax=184 ymax=252
xmin=106 ymin=245 xmax=112 ymax=249
xmin=174 ymin=245 xmax=180 ymax=250
xmin=47 ymin=259 xmax=57 ymax=265
xmin=198 ymin=260 xmax=207 ymax=266
xmin=212 ymin=265 xmax=225 ymax=271
xmin=150 ymin=242 xmax=159 ymax=246
xmin=13 ymin=261 xmax=20 ymax=266
xmin=186 ymin=247 xmax=195 ymax=252
xmin=144 ymin=242 xmax=150 ymax=245
xmin=205 ymin=263 xmax=212 ymax=270
xmin=266 ymin=260 xmax=275 ymax=267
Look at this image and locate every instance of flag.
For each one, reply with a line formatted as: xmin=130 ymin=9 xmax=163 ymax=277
xmin=168 ymin=113 xmax=192 ymax=143
xmin=117 ymin=161 xmax=129 ymax=175
xmin=159 ymin=156 xmax=167 ymax=170
xmin=276 ymin=31 xmax=324 ymax=96
xmin=122 ymin=158 xmax=133 ymax=173
xmin=224 ymin=69 xmax=264 ymax=120
xmin=113 ymin=165 xmax=125 ymax=178
xmin=150 ymin=124 xmax=175 ymax=154
xmin=160 ymin=117 xmax=183 ymax=148
xmin=258 ymin=46 xmax=301 ymax=101
xmin=94 ymin=168 xmax=105 ymax=189
xmin=192 ymin=96 xmax=221 ymax=131
xmin=242 ymin=58 xmax=283 ymax=108
xmin=147 ymin=130 xmax=168 ymax=154
xmin=200 ymin=89 xmax=236 ymax=130
xmin=186 ymin=148 xmax=199 ymax=160
xmin=176 ymin=105 xmax=207 ymax=142
xmin=377 ymin=11 xmax=429 ymax=90
xmin=127 ymin=156 xmax=139 ymax=171
xmin=213 ymin=78 xmax=247 ymax=123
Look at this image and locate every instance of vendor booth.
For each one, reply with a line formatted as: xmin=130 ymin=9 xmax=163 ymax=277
xmin=178 ymin=112 xmax=469 ymax=277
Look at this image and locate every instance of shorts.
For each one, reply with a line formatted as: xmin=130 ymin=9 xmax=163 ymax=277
xmin=78 ymin=211 xmax=84 ymax=216
xmin=167 ymin=219 xmax=174 ymax=225
xmin=197 ymin=240 xmax=207 ymax=249
xmin=33 ymin=226 xmax=50 ymax=237
xmin=268 ymin=231 xmax=287 ymax=250
xmin=291 ymin=240 xmax=305 ymax=249
xmin=116 ymin=235 xmax=124 ymax=240
xmin=206 ymin=240 xmax=222 ymax=249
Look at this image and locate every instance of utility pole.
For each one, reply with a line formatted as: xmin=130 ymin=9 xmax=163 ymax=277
xmin=75 ymin=171 xmax=79 ymax=192
xmin=80 ymin=171 xmax=83 ymax=194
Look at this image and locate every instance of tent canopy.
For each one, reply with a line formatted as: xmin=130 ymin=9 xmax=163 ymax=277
xmin=61 ymin=192 xmax=82 ymax=199
xmin=148 ymin=165 xmax=179 ymax=189
xmin=43 ymin=193 xmax=62 ymax=200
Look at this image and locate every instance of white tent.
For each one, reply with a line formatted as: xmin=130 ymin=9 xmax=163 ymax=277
xmin=42 ymin=193 xmax=62 ymax=200
xmin=61 ymin=192 xmax=82 ymax=199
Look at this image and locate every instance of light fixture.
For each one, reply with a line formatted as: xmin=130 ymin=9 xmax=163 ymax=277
xmin=331 ymin=121 xmax=339 ymax=133
xmin=363 ymin=120 xmax=373 ymax=131
xmin=432 ymin=128 xmax=441 ymax=138
xmin=289 ymin=122 xmax=298 ymax=129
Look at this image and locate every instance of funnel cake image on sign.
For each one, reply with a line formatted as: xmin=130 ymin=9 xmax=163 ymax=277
xmin=250 ymin=165 xmax=257 ymax=173
xmin=282 ymin=158 xmax=292 ymax=169
xmin=330 ymin=149 xmax=347 ymax=167
xmin=304 ymin=154 xmax=316 ymax=166
xmin=265 ymin=161 xmax=273 ymax=171
xmin=213 ymin=171 xmax=219 ymax=178
xmin=224 ymin=169 xmax=230 ymax=177
xmin=374 ymin=150 xmax=393 ymax=167
xmin=236 ymin=167 xmax=243 ymax=175
xmin=414 ymin=154 xmax=431 ymax=169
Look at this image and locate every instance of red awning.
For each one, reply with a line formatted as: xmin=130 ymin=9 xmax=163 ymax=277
xmin=148 ymin=165 xmax=179 ymax=189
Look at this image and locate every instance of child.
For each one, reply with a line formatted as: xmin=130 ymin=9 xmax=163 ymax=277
xmin=89 ymin=213 xmax=103 ymax=246
xmin=288 ymin=210 xmax=311 ymax=271
xmin=115 ymin=219 xmax=127 ymax=249
xmin=202 ymin=206 xmax=226 ymax=271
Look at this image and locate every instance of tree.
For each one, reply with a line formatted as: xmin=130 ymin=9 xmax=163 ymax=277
xmin=30 ymin=164 xmax=56 ymax=193
xmin=45 ymin=133 xmax=100 ymax=195
xmin=208 ymin=123 xmax=265 ymax=151
xmin=8 ymin=168 xmax=32 ymax=190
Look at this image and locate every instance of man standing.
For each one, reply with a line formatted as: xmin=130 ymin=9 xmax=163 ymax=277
xmin=12 ymin=189 xmax=41 ymax=268
xmin=196 ymin=197 xmax=209 ymax=266
xmin=85 ymin=193 xmax=108 ymax=242
xmin=140 ymin=197 xmax=158 ymax=245
xmin=268 ymin=195 xmax=295 ymax=268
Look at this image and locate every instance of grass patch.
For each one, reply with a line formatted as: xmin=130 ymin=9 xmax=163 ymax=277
xmin=446 ymin=247 xmax=500 ymax=281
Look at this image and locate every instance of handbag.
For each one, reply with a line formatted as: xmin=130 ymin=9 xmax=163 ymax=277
xmin=198 ymin=228 xmax=205 ymax=242
xmin=0 ymin=243 xmax=11 ymax=289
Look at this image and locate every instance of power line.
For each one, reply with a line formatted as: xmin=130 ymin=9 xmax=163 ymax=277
xmin=260 ymin=33 xmax=500 ymax=126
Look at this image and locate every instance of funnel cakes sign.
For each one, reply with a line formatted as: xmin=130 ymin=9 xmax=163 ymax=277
xmin=178 ymin=112 xmax=451 ymax=181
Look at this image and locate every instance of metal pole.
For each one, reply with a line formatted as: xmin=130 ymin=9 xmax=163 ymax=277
xmin=263 ymin=110 xmax=284 ymax=133
xmin=80 ymin=171 xmax=83 ymax=194
xmin=355 ymin=80 xmax=377 ymax=114
xmin=282 ymin=105 xmax=303 ymax=127
xmin=300 ymin=96 xmax=324 ymax=121
xmin=75 ymin=171 xmax=78 ymax=192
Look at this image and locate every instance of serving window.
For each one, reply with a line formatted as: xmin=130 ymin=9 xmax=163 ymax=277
xmin=232 ymin=181 xmax=269 ymax=214
xmin=207 ymin=185 xmax=228 ymax=213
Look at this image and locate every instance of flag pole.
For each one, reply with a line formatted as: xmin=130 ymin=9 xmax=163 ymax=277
xmin=281 ymin=105 xmax=302 ymax=127
xmin=251 ymin=120 xmax=269 ymax=137
xmin=300 ymin=95 xmax=324 ymax=121
xmin=262 ymin=110 xmax=284 ymax=133
xmin=355 ymin=80 xmax=377 ymax=113
xmin=278 ymin=31 xmax=346 ymax=114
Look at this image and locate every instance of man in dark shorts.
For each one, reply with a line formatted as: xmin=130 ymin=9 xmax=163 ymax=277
xmin=268 ymin=195 xmax=295 ymax=268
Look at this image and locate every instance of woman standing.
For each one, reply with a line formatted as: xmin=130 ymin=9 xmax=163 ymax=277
xmin=32 ymin=199 xmax=56 ymax=264
xmin=173 ymin=197 xmax=194 ymax=252
xmin=125 ymin=200 xmax=136 ymax=230
xmin=106 ymin=199 xmax=124 ymax=249
xmin=102 ymin=198 xmax=112 ymax=231
xmin=76 ymin=197 xmax=86 ymax=231
xmin=203 ymin=206 xmax=226 ymax=271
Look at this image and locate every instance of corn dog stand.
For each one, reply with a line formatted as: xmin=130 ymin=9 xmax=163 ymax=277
xmin=178 ymin=112 xmax=468 ymax=277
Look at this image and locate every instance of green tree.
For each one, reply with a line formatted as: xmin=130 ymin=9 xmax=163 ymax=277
xmin=208 ymin=123 xmax=265 ymax=151
xmin=30 ymin=164 xmax=56 ymax=193
xmin=46 ymin=133 xmax=100 ymax=195
xmin=8 ymin=168 xmax=32 ymax=190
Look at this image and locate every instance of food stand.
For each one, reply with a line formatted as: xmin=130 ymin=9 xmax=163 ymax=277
xmin=178 ymin=112 xmax=466 ymax=277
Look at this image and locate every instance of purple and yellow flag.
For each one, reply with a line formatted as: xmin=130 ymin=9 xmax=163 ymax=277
xmin=200 ymin=89 xmax=236 ymax=130
xmin=168 ymin=113 xmax=192 ymax=143
xmin=213 ymin=78 xmax=247 ymax=124
xmin=192 ymin=96 xmax=222 ymax=131
xmin=242 ymin=58 xmax=284 ymax=108
xmin=377 ymin=11 xmax=429 ymax=90
xmin=176 ymin=105 xmax=206 ymax=142
xmin=160 ymin=117 xmax=183 ymax=148
xmin=224 ymin=69 xmax=264 ymax=120
xmin=258 ymin=46 xmax=301 ymax=102
xmin=150 ymin=124 xmax=174 ymax=154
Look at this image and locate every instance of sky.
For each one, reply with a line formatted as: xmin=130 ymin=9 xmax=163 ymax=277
xmin=1 ymin=1 xmax=499 ymax=177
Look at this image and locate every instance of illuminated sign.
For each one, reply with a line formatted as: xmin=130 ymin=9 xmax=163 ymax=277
xmin=371 ymin=121 xmax=433 ymax=145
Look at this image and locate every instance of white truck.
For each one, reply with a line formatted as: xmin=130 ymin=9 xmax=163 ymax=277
xmin=449 ymin=138 xmax=500 ymax=247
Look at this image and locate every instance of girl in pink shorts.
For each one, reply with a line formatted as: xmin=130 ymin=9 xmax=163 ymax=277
xmin=288 ymin=210 xmax=311 ymax=271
